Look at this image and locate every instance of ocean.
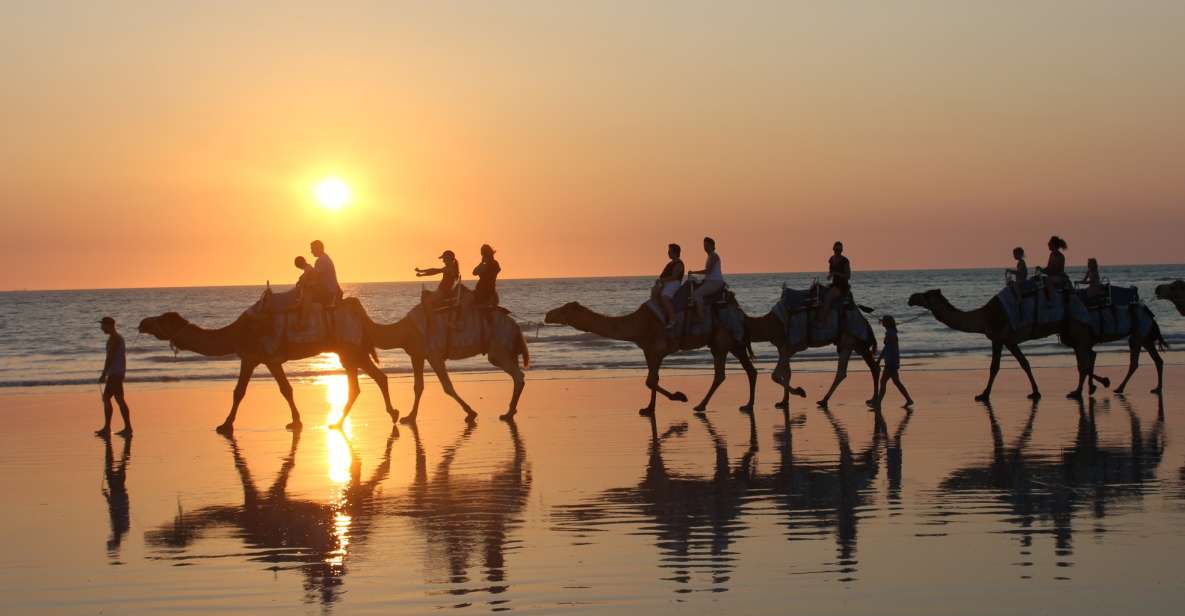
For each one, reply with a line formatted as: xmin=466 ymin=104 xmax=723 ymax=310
xmin=2 ymin=264 xmax=1183 ymax=388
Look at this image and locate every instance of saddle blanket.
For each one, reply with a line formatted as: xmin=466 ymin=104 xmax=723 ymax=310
xmin=772 ymin=286 xmax=872 ymax=347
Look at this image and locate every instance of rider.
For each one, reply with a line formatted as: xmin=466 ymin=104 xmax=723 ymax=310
xmin=309 ymin=240 xmax=342 ymax=306
xmin=416 ymin=250 xmax=461 ymax=325
xmin=1006 ymin=246 xmax=1027 ymax=298
xmin=1034 ymin=235 xmax=1068 ymax=301
xmin=472 ymin=244 xmax=501 ymax=308
xmin=293 ymin=255 xmax=319 ymax=328
xmin=819 ymin=241 xmax=850 ymax=323
xmin=688 ymin=237 xmax=723 ymax=323
xmin=652 ymin=243 xmax=684 ymax=327
xmin=1080 ymin=257 xmax=1104 ymax=300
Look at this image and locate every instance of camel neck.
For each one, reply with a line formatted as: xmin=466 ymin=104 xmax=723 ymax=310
xmin=173 ymin=319 xmax=242 ymax=357
xmin=927 ymin=296 xmax=988 ymax=334
xmin=564 ymin=306 xmax=649 ymax=343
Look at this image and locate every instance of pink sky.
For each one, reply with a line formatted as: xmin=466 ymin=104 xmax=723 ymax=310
xmin=2 ymin=2 xmax=1184 ymax=290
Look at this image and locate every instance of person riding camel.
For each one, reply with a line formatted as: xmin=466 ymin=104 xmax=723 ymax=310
xmin=688 ymin=237 xmax=723 ymax=324
xmin=1006 ymin=246 xmax=1028 ymax=298
xmin=652 ymin=243 xmax=684 ymax=328
xmin=1080 ymin=257 xmax=1105 ymax=300
xmin=416 ymin=250 xmax=462 ymax=326
xmin=293 ymin=255 xmax=319 ymax=329
xmin=1034 ymin=235 xmax=1067 ymax=301
xmin=819 ymin=241 xmax=850 ymax=324
xmin=472 ymin=244 xmax=501 ymax=309
xmin=309 ymin=240 xmax=342 ymax=306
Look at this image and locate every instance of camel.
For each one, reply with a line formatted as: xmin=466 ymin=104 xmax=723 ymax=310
xmin=139 ymin=298 xmax=398 ymax=434
xmin=544 ymin=300 xmax=757 ymax=416
xmin=909 ymin=289 xmax=1164 ymax=399
xmin=1155 ymin=280 xmax=1185 ymax=316
xmin=744 ymin=305 xmax=880 ymax=409
xmin=353 ymin=290 xmax=530 ymax=424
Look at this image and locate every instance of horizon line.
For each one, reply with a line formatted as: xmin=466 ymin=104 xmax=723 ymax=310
xmin=2 ymin=262 xmax=1182 ymax=294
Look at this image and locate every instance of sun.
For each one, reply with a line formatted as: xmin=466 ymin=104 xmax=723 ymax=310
xmin=314 ymin=177 xmax=351 ymax=210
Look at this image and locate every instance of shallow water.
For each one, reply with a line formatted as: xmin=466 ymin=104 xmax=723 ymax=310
xmin=3 ymin=264 xmax=1184 ymax=388
xmin=2 ymin=372 xmax=1184 ymax=614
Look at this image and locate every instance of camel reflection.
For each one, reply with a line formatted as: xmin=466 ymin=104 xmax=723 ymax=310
xmin=100 ymin=434 xmax=132 ymax=562
xmin=552 ymin=412 xmax=755 ymax=593
xmin=760 ymin=408 xmax=907 ymax=581
xmin=938 ymin=398 xmax=1164 ymax=575
xmin=390 ymin=420 xmax=532 ymax=601
xmin=144 ymin=428 xmax=397 ymax=605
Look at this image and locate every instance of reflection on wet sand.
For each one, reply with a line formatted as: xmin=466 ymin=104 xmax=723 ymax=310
xmin=100 ymin=434 xmax=132 ymax=564
xmin=144 ymin=428 xmax=398 ymax=605
xmin=389 ymin=420 xmax=532 ymax=607
xmin=759 ymin=408 xmax=909 ymax=582
xmin=935 ymin=397 xmax=1165 ymax=579
xmin=552 ymin=413 xmax=754 ymax=593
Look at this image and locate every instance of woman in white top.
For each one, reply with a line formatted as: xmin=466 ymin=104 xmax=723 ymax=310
xmin=689 ymin=237 xmax=724 ymax=322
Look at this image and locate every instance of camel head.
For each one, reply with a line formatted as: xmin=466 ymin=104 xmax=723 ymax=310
xmin=544 ymin=302 xmax=585 ymax=326
xmin=907 ymin=289 xmax=944 ymax=311
xmin=1156 ymin=280 xmax=1185 ymax=314
xmin=139 ymin=312 xmax=190 ymax=341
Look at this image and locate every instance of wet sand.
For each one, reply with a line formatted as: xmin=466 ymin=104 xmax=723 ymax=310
xmin=1 ymin=364 xmax=1182 ymax=614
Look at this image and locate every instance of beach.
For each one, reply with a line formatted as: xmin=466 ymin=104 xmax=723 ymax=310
xmin=2 ymin=364 xmax=1182 ymax=614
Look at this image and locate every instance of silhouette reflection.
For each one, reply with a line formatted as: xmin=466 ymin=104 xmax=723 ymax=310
xmin=390 ymin=419 xmax=532 ymax=605
xmin=100 ymin=434 xmax=132 ymax=563
xmin=144 ymin=428 xmax=397 ymax=606
xmin=937 ymin=398 xmax=1164 ymax=578
xmin=758 ymin=408 xmax=907 ymax=581
xmin=552 ymin=413 xmax=757 ymax=593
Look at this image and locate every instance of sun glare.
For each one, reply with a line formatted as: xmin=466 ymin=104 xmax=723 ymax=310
xmin=314 ymin=177 xmax=351 ymax=210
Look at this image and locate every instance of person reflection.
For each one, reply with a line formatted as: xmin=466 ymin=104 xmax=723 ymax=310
xmin=938 ymin=398 xmax=1164 ymax=578
xmin=553 ymin=412 xmax=755 ymax=593
xmin=144 ymin=428 xmax=399 ymax=606
xmin=393 ymin=419 xmax=531 ymax=603
xmin=100 ymin=433 xmax=132 ymax=562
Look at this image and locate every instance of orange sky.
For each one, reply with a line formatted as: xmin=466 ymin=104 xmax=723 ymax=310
xmin=3 ymin=2 xmax=1184 ymax=290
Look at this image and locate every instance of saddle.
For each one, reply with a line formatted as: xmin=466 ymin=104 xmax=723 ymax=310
xmin=1076 ymin=284 xmax=1138 ymax=310
xmin=779 ymin=284 xmax=854 ymax=316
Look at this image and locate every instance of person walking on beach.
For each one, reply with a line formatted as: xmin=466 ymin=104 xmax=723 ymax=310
xmin=688 ymin=237 xmax=723 ymax=323
xmin=310 ymin=240 xmax=343 ymax=305
xmin=869 ymin=315 xmax=913 ymax=409
xmin=96 ymin=317 xmax=132 ymax=437
xmin=472 ymin=244 xmax=501 ymax=308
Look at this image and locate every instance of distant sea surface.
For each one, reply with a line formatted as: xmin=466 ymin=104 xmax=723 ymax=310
xmin=2 ymin=265 xmax=1183 ymax=388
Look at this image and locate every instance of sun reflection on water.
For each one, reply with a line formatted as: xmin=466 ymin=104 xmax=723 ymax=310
xmin=319 ymin=369 xmax=356 ymax=572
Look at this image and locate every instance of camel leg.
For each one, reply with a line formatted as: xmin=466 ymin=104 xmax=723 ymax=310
xmin=358 ymin=355 xmax=399 ymax=423
xmin=1067 ymin=346 xmax=1091 ymax=400
xmin=859 ymin=344 xmax=880 ymax=406
xmin=732 ymin=346 xmax=757 ymax=413
xmin=641 ymin=351 xmax=687 ymax=416
xmin=1145 ymin=340 xmax=1164 ymax=395
xmin=430 ymin=357 xmax=478 ymax=422
xmin=331 ymin=358 xmax=363 ymax=428
xmin=400 ymin=355 xmax=426 ymax=424
xmin=217 ymin=360 xmax=257 ymax=434
xmin=265 ymin=362 xmax=302 ymax=431
xmin=773 ymin=349 xmax=806 ymax=410
xmin=975 ymin=342 xmax=1004 ymax=402
xmin=693 ymin=349 xmax=729 ymax=413
xmin=1003 ymin=342 xmax=1041 ymax=400
xmin=1114 ymin=339 xmax=1141 ymax=394
xmin=489 ymin=351 xmax=525 ymax=421
xmin=817 ymin=347 xmax=852 ymax=407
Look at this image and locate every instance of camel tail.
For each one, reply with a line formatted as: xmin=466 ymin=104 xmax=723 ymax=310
xmin=517 ymin=330 xmax=530 ymax=369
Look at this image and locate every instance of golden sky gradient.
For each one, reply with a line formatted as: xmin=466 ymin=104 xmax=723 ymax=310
xmin=2 ymin=1 xmax=1184 ymax=290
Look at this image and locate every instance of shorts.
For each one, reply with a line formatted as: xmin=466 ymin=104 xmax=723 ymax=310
xmin=832 ymin=277 xmax=850 ymax=294
xmin=661 ymin=281 xmax=681 ymax=298
xmin=104 ymin=374 xmax=126 ymax=398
